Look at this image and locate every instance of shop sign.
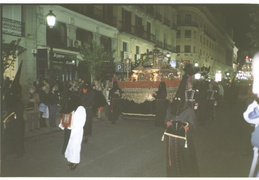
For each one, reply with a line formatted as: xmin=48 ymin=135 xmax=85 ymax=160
xmin=116 ymin=63 xmax=124 ymax=72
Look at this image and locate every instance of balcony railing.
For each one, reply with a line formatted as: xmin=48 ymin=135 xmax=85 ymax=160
xmin=177 ymin=21 xmax=198 ymax=28
xmin=2 ymin=17 xmax=25 ymax=37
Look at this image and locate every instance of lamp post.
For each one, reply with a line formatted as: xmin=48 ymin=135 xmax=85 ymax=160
xmin=46 ymin=10 xmax=56 ymax=77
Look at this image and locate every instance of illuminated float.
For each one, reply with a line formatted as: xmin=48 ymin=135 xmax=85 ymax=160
xmin=118 ymin=49 xmax=182 ymax=120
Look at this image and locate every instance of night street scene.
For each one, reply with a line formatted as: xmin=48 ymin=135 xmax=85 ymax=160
xmin=2 ymin=2 xmax=259 ymax=178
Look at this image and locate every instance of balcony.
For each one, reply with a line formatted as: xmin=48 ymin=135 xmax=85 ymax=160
xmin=2 ymin=17 xmax=25 ymax=37
xmin=155 ymin=13 xmax=162 ymax=22
xmin=171 ymin=22 xmax=177 ymax=30
xmin=177 ymin=21 xmax=198 ymax=28
xmin=163 ymin=18 xmax=170 ymax=27
xmin=146 ymin=6 xmax=155 ymax=17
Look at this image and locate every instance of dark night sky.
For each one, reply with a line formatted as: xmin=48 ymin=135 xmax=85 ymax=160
xmin=207 ymin=4 xmax=255 ymax=52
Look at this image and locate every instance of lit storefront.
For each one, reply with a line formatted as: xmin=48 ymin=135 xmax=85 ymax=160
xmin=36 ymin=48 xmax=79 ymax=81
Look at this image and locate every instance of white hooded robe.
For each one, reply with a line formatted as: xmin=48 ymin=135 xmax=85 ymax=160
xmin=64 ymin=106 xmax=86 ymax=164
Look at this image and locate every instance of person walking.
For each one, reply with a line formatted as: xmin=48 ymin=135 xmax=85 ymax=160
xmin=108 ymin=81 xmax=123 ymax=124
xmin=164 ymin=100 xmax=199 ymax=177
xmin=93 ymin=84 xmax=107 ymax=120
xmin=2 ymin=61 xmax=25 ymax=158
xmin=206 ymin=83 xmax=219 ymax=121
xmin=153 ymin=81 xmax=168 ymax=127
xmin=243 ymin=53 xmax=259 ymax=177
xmin=24 ymin=86 xmax=40 ymax=131
xmin=48 ymin=85 xmax=59 ymax=127
xmin=59 ymin=94 xmax=86 ymax=170
xmin=80 ymin=83 xmax=95 ymax=143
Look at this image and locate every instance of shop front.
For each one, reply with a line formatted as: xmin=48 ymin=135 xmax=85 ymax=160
xmin=36 ymin=48 xmax=79 ymax=81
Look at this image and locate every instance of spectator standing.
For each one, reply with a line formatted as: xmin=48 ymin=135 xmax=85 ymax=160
xmin=48 ymin=85 xmax=59 ymax=127
xmin=24 ymin=86 xmax=40 ymax=131
xmin=38 ymin=84 xmax=49 ymax=128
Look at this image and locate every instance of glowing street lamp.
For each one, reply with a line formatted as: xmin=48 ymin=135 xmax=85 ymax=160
xmin=46 ymin=10 xmax=56 ymax=28
xmin=46 ymin=10 xmax=56 ymax=76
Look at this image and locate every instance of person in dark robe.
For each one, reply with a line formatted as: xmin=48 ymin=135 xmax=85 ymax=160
xmin=164 ymin=101 xmax=199 ymax=177
xmin=93 ymin=85 xmax=107 ymax=120
xmin=108 ymin=81 xmax=123 ymax=124
xmin=205 ymin=83 xmax=219 ymax=121
xmin=80 ymin=83 xmax=95 ymax=143
xmin=164 ymin=63 xmax=200 ymax=177
xmin=185 ymin=82 xmax=199 ymax=110
xmin=2 ymin=60 xmax=25 ymax=158
xmin=196 ymin=80 xmax=209 ymax=123
xmin=153 ymin=81 xmax=168 ymax=127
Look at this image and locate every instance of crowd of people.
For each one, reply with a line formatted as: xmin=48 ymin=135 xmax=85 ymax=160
xmin=1 ymin=64 xmax=251 ymax=174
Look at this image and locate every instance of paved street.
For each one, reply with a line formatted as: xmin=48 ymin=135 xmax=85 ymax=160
xmin=1 ymin=98 xmax=255 ymax=177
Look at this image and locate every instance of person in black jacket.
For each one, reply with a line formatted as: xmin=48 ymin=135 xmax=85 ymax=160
xmin=48 ymin=85 xmax=59 ymax=127
xmin=38 ymin=84 xmax=49 ymax=128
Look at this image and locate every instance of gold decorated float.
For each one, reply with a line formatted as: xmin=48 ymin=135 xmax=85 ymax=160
xmin=118 ymin=49 xmax=181 ymax=120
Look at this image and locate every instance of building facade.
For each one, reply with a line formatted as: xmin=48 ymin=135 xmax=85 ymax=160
xmin=175 ymin=5 xmax=237 ymax=79
xmin=2 ymin=4 xmax=237 ymax=91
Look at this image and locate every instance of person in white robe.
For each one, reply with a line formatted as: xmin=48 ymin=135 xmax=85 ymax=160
xmin=59 ymin=104 xmax=86 ymax=170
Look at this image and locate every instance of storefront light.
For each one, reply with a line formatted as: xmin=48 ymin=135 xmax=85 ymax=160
xmin=215 ymin=71 xmax=222 ymax=82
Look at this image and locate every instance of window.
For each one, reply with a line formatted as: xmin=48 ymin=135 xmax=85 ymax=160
xmin=47 ymin=21 xmax=67 ymax=48
xmin=185 ymin=14 xmax=192 ymax=24
xmin=184 ymin=45 xmax=191 ymax=53
xmin=136 ymin=45 xmax=140 ymax=54
xmin=177 ymin=15 xmax=181 ymax=24
xmin=177 ymin=30 xmax=181 ymax=38
xmin=76 ymin=28 xmax=93 ymax=45
xmin=122 ymin=9 xmax=132 ymax=32
xmin=122 ymin=41 xmax=128 ymax=52
xmin=185 ymin=30 xmax=191 ymax=38
xmin=176 ymin=45 xmax=180 ymax=53
xmin=101 ymin=36 xmax=112 ymax=52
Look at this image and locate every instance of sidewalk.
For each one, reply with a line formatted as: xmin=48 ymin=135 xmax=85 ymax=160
xmin=24 ymin=111 xmax=107 ymax=139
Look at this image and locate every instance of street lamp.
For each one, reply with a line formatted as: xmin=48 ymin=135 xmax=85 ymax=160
xmin=46 ymin=10 xmax=56 ymax=77
xmin=46 ymin=10 xmax=56 ymax=28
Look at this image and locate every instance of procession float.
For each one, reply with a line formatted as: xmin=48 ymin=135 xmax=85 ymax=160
xmin=118 ymin=49 xmax=182 ymax=120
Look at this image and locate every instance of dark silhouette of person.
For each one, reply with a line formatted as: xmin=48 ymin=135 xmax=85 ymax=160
xmin=108 ymin=81 xmax=123 ymax=124
xmin=154 ymin=81 xmax=168 ymax=127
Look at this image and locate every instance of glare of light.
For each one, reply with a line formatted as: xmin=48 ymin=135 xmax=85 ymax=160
xmin=195 ymin=73 xmax=201 ymax=80
xmin=215 ymin=71 xmax=222 ymax=82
